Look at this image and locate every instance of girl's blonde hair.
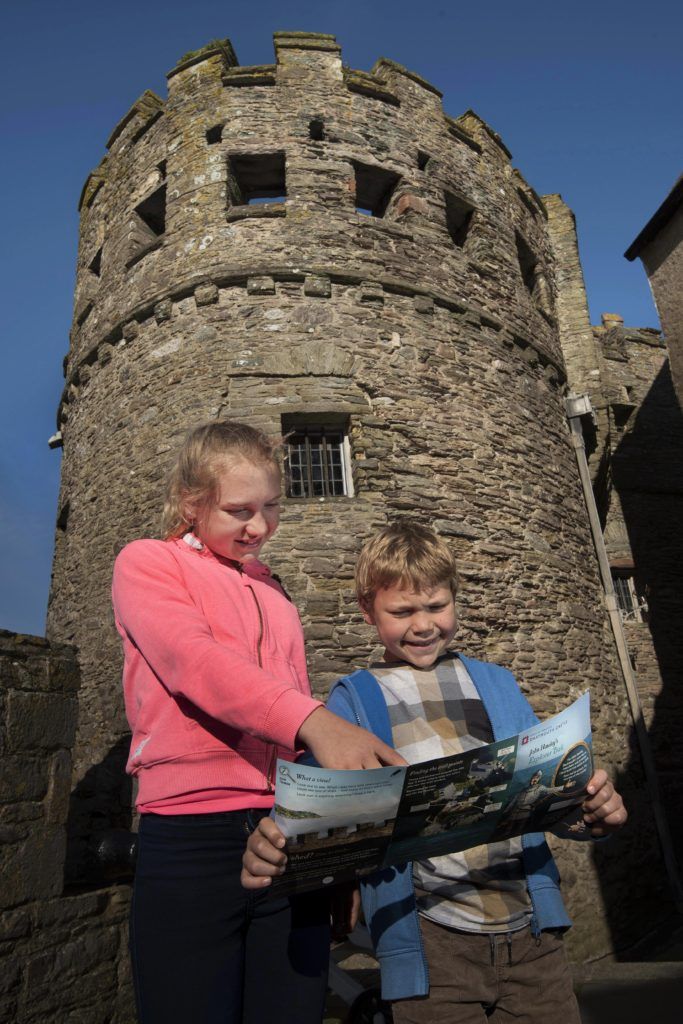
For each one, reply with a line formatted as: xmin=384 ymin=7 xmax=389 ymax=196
xmin=355 ymin=520 xmax=459 ymax=610
xmin=162 ymin=420 xmax=280 ymax=539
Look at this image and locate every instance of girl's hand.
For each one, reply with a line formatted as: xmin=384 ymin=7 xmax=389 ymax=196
xmin=582 ymin=769 xmax=627 ymax=836
xmin=297 ymin=707 xmax=407 ymax=770
xmin=241 ymin=817 xmax=287 ymax=889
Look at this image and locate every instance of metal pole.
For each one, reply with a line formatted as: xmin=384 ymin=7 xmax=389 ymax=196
xmin=566 ymin=394 xmax=683 ymax=913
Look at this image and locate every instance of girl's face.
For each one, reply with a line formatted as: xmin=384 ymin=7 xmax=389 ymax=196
xmin=189 ymin=458 xmax=281 ymax=563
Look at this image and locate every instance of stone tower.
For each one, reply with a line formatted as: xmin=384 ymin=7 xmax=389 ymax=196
xmin=48 ymin=32 xmax=664 ymax=955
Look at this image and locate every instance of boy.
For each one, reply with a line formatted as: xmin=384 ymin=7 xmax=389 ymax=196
xmin=243 ymin=521 xmax=626 ymax=1023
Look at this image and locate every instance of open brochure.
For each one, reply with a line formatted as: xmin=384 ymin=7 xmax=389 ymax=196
xmin=270 ymin=692 xmax=592 ymax=895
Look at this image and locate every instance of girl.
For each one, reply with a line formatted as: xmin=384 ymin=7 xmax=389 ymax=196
xmin=112 ymin=420 xmax=401 ymax=1024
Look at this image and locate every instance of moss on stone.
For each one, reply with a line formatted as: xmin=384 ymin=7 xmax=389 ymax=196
xmin=176 ymin=38 xmax=233 ymax=66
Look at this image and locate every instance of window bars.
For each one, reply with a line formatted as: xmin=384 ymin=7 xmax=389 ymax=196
xmin=285 ymin=426 xmax=349 ymax=499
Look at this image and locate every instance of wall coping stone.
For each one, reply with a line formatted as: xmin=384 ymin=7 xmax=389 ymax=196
xmin=457 ymin=109 xmax=513 ymax=160
xmin=273 ymin=31 xmax=341 ymax=54
xmin=222 ymin=65 xmax=277 ymax=87
xmin=343 ymin=69 xmax=400 ymax=106
xmin=372 ymin=57 xmax=442 ymax=98
xmin=167 ymin=39 xmax=238 ymax=79
xmin=105 ymin=90 xmax=164 ymax=151
xmin=443 ymin=115 xmax=482 ymax=154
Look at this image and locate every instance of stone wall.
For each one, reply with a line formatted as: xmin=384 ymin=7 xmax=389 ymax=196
xmin=544 ymin=194 xmax=611 ymax=484
xmin=45 ymin=30 xmax=673 ymax=961
xmin=0 ymin=632 xmax=132 ymax=1024
xmin=594 ymin=318 xmax=683 ymax=869
xmin=625 ymin=180 xmax=683 ymax=407
xmin=542 ymin=189 xmax=683 ymax=946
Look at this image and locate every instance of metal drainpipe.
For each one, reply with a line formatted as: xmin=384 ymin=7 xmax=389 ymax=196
xmin=566 ymin=393 xmax=683 ymax=913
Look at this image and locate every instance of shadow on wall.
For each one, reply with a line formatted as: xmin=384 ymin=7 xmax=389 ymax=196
xmin=576 ymin=972 xmax=683 ymax=1024
xmin=63 ymin=736 xmax=133 ymax=888
xmin=594 ymin=361 xmax=683 ymax=954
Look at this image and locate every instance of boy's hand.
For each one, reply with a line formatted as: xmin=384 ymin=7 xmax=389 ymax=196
xmin=297 ymin=707 xmax=407 ymax=770
xmin=241 ymin=817 xmax=287 ymax=889
xmin=582 ymin=769 xmax=627 ymax=836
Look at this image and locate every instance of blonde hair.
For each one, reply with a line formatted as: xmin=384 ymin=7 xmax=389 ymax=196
xmin=355 ymin=520 xmax=459 ymax=610
xmin=162 ymin=420 xmax=280 ymax=539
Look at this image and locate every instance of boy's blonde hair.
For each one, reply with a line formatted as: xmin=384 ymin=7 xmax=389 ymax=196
xmin=355 ymin=520 xmax=459 ymax=609
xmin=162 ymin=420 xmax=280 ymax=539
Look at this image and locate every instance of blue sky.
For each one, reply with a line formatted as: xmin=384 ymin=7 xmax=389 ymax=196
xmin=1 ymin=0 xmax=681 ymax=635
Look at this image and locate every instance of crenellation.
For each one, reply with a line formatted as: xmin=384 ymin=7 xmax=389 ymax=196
xmin=371 ymin=57 xmax=443 ymax=100
xmin=167 ymin=38 xmax=238 ymax=81
xmin=70 ymin=44 xmax=561 ymax=374
xmin=343 ymin=68 xmax=401 ymax=106
xmin=443 ymin=114 xmax=482 ymax=154
xmin=513 ymin=169 xmax=548 ymax=221
xmin=222 ymin=64 xmax=277 ymax=87
xmin=77 ymin=163 xmax=107 ymax=213
xmin=105 ymin=90 xmax=164 ymax=153
xmin=456 ymin=109 xmax=513 ymax=161
xmin=273 ymin=30 xmax=341 ymax=52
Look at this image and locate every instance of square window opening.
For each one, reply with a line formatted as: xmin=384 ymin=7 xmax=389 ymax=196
xmin=613 ymin=404 xmax=634 ymax=432
xmin=353 ymin=161 xmax=400 ymax=218
xmin=157 ymin=160 xmax=167 ymax=179
xmin=515 ymin=232 xmax=538 ymax=296
xmin=89 ymin=246 xmax=102 ymax=277
xmin=57 ymin=501 xmax=70 ymax=532
xmin=445 ymin=191 xmax=474 ymax=248
xmin=282 ymin=415 xmax=354 ymax=500
xmin=227 ymin=152 xmax=286 ymax=206
xmin=417 ymin=150 xmax=431 ymax=170
xmin=135 ymin=185 xmax=166 ymax=236
xmin=247 ymin=195 xmax=287 ymax=205
xmin=309 ymin=118 xmax=325 ymax=141
xmin=515 ymin=232 xmax=553 ymax=317
xmin=611 ymin=571 xmax=646 ymax=623
xmin=206 ymin=125 xmax=223 ymax=145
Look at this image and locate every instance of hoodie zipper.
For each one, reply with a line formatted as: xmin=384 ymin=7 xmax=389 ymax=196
xmin=246 ymin=582 xmax=276 ymax=790
xmin=246 ymin=584 xmax=264 ymax=668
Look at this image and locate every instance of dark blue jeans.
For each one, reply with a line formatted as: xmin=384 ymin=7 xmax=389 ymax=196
xmin=131 ymin=810 xmax=330 ymax=1024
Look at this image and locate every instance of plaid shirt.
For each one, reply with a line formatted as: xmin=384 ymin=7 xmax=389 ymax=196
xmin=371 ymin=654 xmax=532 ymax=934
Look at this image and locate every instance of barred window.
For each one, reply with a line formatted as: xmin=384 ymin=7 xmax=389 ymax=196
xmin=283 ymin=421 xmax=352 ymax=499
xmin=612 ymin=571 xmax=646 ymax=623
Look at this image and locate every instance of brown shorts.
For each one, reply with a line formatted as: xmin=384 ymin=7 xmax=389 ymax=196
xmin=391 ymin=916 xmax=581 ymax=1024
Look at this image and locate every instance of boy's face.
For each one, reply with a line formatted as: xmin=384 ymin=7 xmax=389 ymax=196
xmin=362 ymin=580 xmax=457 ymax=669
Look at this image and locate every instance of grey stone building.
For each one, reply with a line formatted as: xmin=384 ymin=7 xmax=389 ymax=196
xmin=591 ymin=313 xmax=683 ymax=867
xmin=625 ymin=176 xmax=683 ymax=406
xmin=2 ymin=31 xmax=681 ymax=1024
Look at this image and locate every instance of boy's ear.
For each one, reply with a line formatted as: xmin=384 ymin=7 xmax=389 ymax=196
xmin=360 ymin=601 xmax=376 ymax=626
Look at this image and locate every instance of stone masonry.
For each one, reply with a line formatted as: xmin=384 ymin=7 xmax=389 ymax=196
xmin=593 ymin=314 xmax=683 ymax=870
xmin=625 ymin=177 xmax=683 ymax=406
xmin=0 ymin=632 xmax=132 ymax=1024
xmin=16 ymin=32 xmax=675 ymax=1018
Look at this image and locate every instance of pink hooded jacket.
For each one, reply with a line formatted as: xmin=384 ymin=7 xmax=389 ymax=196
xmin=112 ymin=536 xmax=322 ymax=811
